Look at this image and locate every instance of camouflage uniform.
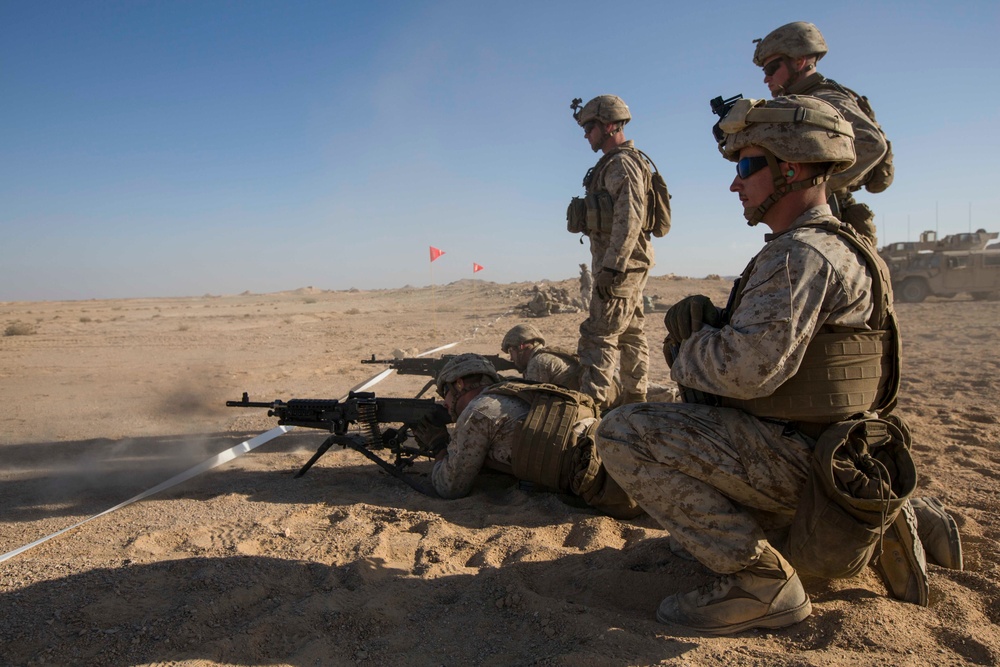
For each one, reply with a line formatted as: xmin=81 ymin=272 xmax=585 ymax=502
xmin=753 ymin=22 xmax=890 ymax=241
xmin=524 ymin=347 xmax=581 ymax=389
xmin=785 ymin=73 xmax=887 ymax=235
xmin=579 ymin=140 xmax=654 ymax=407
xmin=430 ymin=389 xmax=639 ymax=517
xmin=431 ymin=392 xmax=530 ymax=499
xmin=597 ymin=205 xmax=876 ymax=573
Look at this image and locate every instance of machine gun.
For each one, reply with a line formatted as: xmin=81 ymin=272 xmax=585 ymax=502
xmin=226 ymin=391 xmax=451 ymax=495
xmin=361 ymin=354 xmax=518 ymax=396
xmin=710 ymin=93 xmax=744 ymax=144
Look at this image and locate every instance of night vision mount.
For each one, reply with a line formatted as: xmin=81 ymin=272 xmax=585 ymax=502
xmin=710 ymin=93 xmax=743 ymax=144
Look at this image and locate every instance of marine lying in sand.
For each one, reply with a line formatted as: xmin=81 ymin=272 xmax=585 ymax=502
xmin=596 ymin=95 xmax=961 ymax=636
xmin=409 ymin=353 xmax=642 ymax=519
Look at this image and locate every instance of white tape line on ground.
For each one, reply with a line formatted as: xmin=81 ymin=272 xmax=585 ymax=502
xmin=349 ymin=368 xmax=395 ymax=393
xmin=2 ymin=340 xmax=463 ymax=563
xmin=0 ymin=425 xmax=294 ymax=563
xmin=418 ymin=342 xmax=459 ymax=357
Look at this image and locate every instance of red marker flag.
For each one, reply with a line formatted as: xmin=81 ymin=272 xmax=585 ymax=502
xmin=429 ymin=246 xmax=445 ymax=262
xmin=473 ymin=263 xmax=484 ymax=273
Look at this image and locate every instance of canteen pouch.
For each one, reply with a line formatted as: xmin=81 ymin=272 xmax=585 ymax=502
xmin=567 ymin=197 xmax=587 ymax=233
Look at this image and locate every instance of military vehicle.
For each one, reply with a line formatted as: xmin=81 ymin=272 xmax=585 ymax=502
xmin=882 ymin=230 xmax=1000 ymax=303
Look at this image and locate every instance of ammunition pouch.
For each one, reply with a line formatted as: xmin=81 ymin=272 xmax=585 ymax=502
xmin=788 ymin=416 xmax=916 ymax=578
xmin=585 ymin=191 xmax=615 ymax=234
xmin=566 ymin=191 xmax=614 ymax=235
xmin=572 ymin=144 xmax=669 ymax=238
xmin=567 ymin=197 xmax=586 ymax=234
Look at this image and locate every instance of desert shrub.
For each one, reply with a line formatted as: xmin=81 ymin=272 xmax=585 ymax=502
xmin=79 ymin=316 xmax=92 ymax=323
xmin=345 ymin=308 xmax=361 ymax=315
xmin=4 ymin=321 xmax=36 ymax=336
xmin=303 ymin=297 xmax=318 ymax=304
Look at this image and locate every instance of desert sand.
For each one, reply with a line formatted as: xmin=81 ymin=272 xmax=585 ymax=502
xmin=1 ymin=275 xmax=997 ymax=667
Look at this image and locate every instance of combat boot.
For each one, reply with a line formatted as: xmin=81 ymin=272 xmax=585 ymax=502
xmin=910 ymin=496 xmax=963 ymax=570
xmin=872 ymin=501 xmax=929 ymax=606
xmin=656 ymin=544 xmax=812 ymax=635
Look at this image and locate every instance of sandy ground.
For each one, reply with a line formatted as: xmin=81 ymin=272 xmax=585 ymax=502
xmin=1 ymin=275 xmax=998 ymax=667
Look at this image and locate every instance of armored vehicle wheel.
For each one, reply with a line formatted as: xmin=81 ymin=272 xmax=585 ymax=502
xmin=899 ymin=279 xmax=929 ymax=303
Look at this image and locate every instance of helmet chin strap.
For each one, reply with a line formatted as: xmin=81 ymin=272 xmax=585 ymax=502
xmin=744 ymin=150 xmax=829 ymax=226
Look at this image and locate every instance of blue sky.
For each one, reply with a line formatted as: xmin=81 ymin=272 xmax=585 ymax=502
xmin=2 ymin=0 xmax=998 ymax=301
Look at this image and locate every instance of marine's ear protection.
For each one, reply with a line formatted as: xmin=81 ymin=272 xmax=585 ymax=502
xmin=786 ymin=169 xmax=795 ymax=178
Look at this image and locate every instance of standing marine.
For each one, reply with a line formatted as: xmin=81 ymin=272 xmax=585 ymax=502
xmin=752 ymin=21 xmax=893 ymax=241
xmin=567 ymin=95 xmax=667 ymax=409
xmin=578 ymin=263 xmax=593 ymax=311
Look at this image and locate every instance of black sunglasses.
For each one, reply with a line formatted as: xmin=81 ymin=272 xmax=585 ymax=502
xmin=583 ymin=120 xmax=597 ymax=134
xmin=736 ymin=155 xmax=770 ymax=179
xmin=762 ymin=59 xmax=784 ymax=77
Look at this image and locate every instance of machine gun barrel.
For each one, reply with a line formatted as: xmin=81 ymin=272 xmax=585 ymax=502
xmin=226 ymin=392 xmax=280 ymax=410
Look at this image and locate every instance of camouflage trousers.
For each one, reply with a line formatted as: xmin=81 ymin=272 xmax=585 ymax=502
xmin=577 ymin=270 xmax=648 ymax=408
xmin=596 ymin=402 xmax=813 ymax=574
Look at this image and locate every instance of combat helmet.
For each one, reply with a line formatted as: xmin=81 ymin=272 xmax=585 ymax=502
xmin=571 ymin=95 xmax=631 ymax=127
xmin=435 ymin=353 xmax=501 ymax=396
xmin=719 ymin=95 xmax=855 ymax=225
xmin=502 ymin=324 xmax=545 ymax=353
xmin=753 ymin=22 xmax=828 ymax=66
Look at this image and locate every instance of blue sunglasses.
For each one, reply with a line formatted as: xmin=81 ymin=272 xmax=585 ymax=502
xmin=736 ymin=156 xmax=770 ymax=179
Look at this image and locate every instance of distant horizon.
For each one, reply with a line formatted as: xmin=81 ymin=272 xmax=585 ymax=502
xmin=0 ymin=269 xmax=745 ymax=305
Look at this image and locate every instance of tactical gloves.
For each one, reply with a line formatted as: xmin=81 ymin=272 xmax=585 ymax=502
xmin=664 ymin=295 xmax=722 ymax=342
xmin=412 ymin=415 xmax=450 ymax=456
xmin=594 ymin=268 xmax=625 ymax=299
